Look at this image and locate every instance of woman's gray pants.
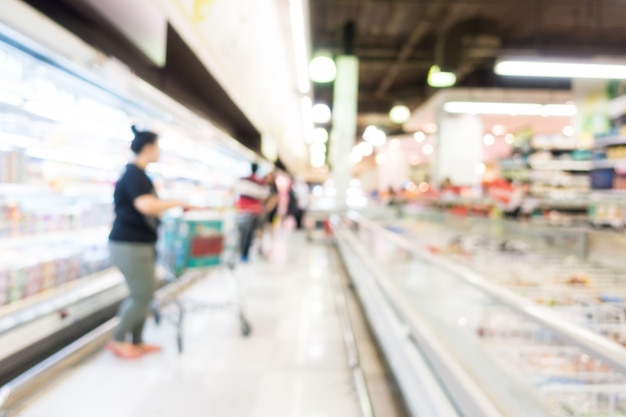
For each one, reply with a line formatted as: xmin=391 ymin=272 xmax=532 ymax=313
xmin=109 ymin=241 xmax=157 ymax=345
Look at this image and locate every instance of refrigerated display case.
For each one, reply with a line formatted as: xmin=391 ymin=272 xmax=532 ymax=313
xmin=334 ymin=213 xmax=626 ymax=417
xmin=0 ymin=20 xmax=258 ymax=384
xmin=373 ymin=210 xmax=626 ymax=348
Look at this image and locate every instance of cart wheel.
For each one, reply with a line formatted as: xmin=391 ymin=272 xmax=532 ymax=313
xmin=177 ymin=332 xmax=183 ymax=353
xmin=151 ymin=303 xmax=161 ymax=326
xmin=240 ymin=317 xmax=252 ymax=337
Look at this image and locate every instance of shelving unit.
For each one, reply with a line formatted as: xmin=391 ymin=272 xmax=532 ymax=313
xmin=0 ymin=28 xmax=251 ymax=314
xmin=593 ymin=136 xmax=626 ymax=149
xmin=530 ymin=160 xmax=592 ymax=172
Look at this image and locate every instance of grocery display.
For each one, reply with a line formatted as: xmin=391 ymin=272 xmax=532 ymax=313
xmin=338 ymin=213 xmax=626 ymax=417
xmin=391 ymin=213 xmax=626 ymax=348
xmin=0 ymin=34 xmax=251 ymax=311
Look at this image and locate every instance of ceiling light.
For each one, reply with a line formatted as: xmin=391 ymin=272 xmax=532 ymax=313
xmin=562 ymin=126 xmax=574 ymax=137
xmin=349 ymin=151 xmax=363 ymax=164
xmin=364 ymin=125 xmax=377 ymax=135
xmin=363 ymin=126 xmax=386 ymax=147
xmin=414 ymin=131 xmax=426 ymax=142
xmin=355 ymin=141 xmax=374 ymax=156
xmin=483 ymin=134 xmax=495 ymax=146
xmin=428 ymin=65 xmax=456 ymax=88
xmin=312 ymin=127 xmax=329 ymax=143
xmin=309 ymin=53 xmax=336 ymax=83
xmin=311 ymin=153 xmax=326 ymax=168
xmin=312 ymin=103 xmax=332 ymax=124
xmin=289 ymin=0 xmax=311 ymax=93
xmin=310 ymin=143 xmax=327 ymax=155
xmin=424 ymin=123 xmax=438 ymax=134
xmin=422 ymin=144 xmax=434 ymax=155
xmin=376 ymin=153 xmax=387 ymax=165
xmin=496 ymin=59 xmax=626 ymax=79
xmin=505 ymin=133 xmax=515 ymax=144
xmin=543 ymin=104 xmax=577 ymax=117
xmin=389 ymin=104 xmax=411 ymax=124
xmin=0 ymin=90 xmax=24 ymax=106
xmin=492 ymin=125 xmax=506 ymax=136
xmin=444 ymin=101 xmax=577 ymax=117
xmin=300 ymin=96 xmax=314 ymax=142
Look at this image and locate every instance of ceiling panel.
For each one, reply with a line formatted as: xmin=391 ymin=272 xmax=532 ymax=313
xmin=310 ymin=0 xmax=626 ymax=133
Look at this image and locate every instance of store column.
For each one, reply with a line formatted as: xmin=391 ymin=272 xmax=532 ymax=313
xmin=432 ymin=111 xmax=483 ymax=188
xmin=330 ymin=55 xmax=359 ymax=211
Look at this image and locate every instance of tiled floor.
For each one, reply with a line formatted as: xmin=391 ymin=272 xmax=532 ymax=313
xmin=16 ymin=231 xmax=363 ymax=417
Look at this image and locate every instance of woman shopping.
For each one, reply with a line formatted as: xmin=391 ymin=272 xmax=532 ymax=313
xmin=107 ymin=126 xmax=190 ymax=359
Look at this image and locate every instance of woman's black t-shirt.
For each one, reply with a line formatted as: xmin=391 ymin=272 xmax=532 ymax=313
xmin=109 ymin=164 xmax=160 ymax=243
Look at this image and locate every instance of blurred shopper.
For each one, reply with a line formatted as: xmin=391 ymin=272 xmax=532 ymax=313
xmin=265 ymin=170 xmax=279 ymax=226
xmin=258 ymin=171 xmax=279 ymax=257
xmin=235 ymin=163 xmax=269 ymax=262
xmin=387 ymin=186 xmax=405 ymax=218
xmin=291 ymin=176 xmax=309 ymax=229
xmin=108 ymin=126 xmax=189 ymax=359
xmin=504 ymin=181 xmax=537 ymax=218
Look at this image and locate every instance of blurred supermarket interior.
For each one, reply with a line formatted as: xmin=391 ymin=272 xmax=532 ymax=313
xmin=3 ymin=0 xmax=626 ymax=416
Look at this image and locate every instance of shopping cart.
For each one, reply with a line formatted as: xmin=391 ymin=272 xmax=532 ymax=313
xmin=152 ymin=209 xmax=251 ymax=353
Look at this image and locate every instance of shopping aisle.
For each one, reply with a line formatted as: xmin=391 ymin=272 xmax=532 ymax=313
xmin=16 ymin=232 xmax=362 ymax=417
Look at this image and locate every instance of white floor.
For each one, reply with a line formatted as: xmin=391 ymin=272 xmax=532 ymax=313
xmin=17 ymin=231 xmax=362 ymax=417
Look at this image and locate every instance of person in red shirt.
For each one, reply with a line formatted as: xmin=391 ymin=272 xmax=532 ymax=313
xmin=236 ymin=163 xmax=269 ymax=262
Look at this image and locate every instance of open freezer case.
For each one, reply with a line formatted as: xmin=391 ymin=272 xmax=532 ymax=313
xmin=334 ymin=213 xmax=626 ymax=417
xmin=380 ymin=210 xmax=626 ymax=349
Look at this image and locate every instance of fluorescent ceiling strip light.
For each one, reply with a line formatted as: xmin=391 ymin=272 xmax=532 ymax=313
xmin=428 ymin=65 xmax=456 ymax=88
xmin=444 ymin=102 xmax=577 ymax=117
xmin=496 ymin=60 xmax=626 ymax=79
xmin=289 ymin=0 xmax=311 ymax=94
xmin=300 ymin=96 xmax=314 ymax=142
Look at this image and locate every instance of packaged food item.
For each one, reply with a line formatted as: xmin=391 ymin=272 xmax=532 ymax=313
xmin=23 ymin=259 xmax=42 ymax=297
xmin=40 ymin=256 xmax=57 ymax=291
xmin=8 ymin=262 xmax=26 ymax=303
xmin=0 ymin=267 xmax=8 ymax=306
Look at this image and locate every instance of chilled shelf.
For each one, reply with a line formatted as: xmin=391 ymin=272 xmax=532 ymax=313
xmin=530 ymin=160 xmax=592 ymax=172
xmin=594 ymin=136 xmax=626 ymax=149
xmin=592 ymin=159 xmax=626 ymax=170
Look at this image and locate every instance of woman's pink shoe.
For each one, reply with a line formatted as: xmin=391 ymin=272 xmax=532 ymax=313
xmin=106 ymin=342 xmax=142 ymax=360
xmin=137 ymin=344 xmax=162 ymax=354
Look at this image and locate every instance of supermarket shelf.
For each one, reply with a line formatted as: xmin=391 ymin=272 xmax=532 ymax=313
xmin=592 ymin=159 xmax=626 ymax=169
xmin=0 ymin=270 xmax=125 ymax=362
xmin=0 ymin=269 xmax=122 ymax=334
xmin=0 ymin=226 xmax=109 ymax=251
xmin=590 ymin=190 xmax=626 ymax=199
xmin=0 ymin=184 xmax=52 ymax=196
xmin=594 ymin=136 xmax=626 ymax=149
xmin=529 ymin=160 xmax=592 ymax=172
xmin=536 ymin=198 xmax=589 ymax=210
xmin=499 ymin=159 xmax=529 ymax=170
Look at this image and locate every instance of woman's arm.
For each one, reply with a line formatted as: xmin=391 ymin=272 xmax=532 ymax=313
xmin=134 ymin=194 xmax=186 ymax=216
